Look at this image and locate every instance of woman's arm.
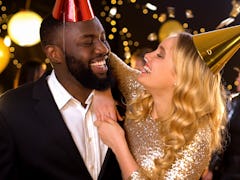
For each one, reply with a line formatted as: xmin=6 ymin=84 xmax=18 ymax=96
xmin=109 ymin=52 xmax=144 ymax=103
xmin=93 ymin=89 xmax=122 ymax=121
xmin=94 ymin=117 xmax=139 ymax=179
xmin=92 ymin=52 xmax=143 ymax=121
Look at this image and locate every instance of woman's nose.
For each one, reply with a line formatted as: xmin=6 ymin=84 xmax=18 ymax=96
xmin=144 ymin=53 xmax=151 ymax=63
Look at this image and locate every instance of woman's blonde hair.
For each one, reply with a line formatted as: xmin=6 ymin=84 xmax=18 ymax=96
xmin=126 ymin=32 xmax=227 ymax=177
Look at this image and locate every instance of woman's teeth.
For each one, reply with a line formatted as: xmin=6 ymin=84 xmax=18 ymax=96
xmin=143 ymin=65 xmax=151 ymax=73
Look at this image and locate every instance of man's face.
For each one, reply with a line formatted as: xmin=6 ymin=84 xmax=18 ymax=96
xmin=63 ymin=17 xmax=112 ymax=90
xmin=65 ymin=53 xmax=112 ymax=90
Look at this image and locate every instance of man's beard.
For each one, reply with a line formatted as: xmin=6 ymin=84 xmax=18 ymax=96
xmin=66 ymin=54 xmax=113 ymax=90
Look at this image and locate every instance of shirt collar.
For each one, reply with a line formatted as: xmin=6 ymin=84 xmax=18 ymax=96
xmin=47 ymin=71 xmax=72 ymax=109
xmin=47 ymin=70 xmax=94 ymax=109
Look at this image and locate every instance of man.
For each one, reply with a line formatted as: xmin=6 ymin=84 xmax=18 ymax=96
xmin=0 ymin=0 xmax=122 ymax=179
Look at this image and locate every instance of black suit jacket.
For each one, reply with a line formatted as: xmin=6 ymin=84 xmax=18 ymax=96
xmin=0 ymin=73 xmax=122 ymax=180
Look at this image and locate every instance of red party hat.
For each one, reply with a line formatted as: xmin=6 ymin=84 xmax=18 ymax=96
xmin=52 ymin=0 xmax=94 ymax=22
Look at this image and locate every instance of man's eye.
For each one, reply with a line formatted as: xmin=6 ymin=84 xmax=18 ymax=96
xmin=82 ymin=42 xmax=93 ymax=46
xmin=101 ymin=38 xmax=107 ymax=43
xmin=157 ymin=54 xmax=163 ymax=58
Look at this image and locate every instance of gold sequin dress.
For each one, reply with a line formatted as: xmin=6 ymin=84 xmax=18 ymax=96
xmin=109 ymin=53 xmax=211 ymax=180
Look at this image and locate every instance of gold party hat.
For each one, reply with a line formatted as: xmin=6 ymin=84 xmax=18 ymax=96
xmin=193 ymin=25 xmax=240 ymax=74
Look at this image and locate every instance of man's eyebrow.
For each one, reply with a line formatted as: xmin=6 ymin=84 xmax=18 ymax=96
xmin=80 ymin=34 xmax=94 ymax=38
xmin=80 ymin=32 xmax=106 ymax=38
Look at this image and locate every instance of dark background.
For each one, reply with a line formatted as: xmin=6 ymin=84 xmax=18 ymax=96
xmin=0 ymin=0 xmax=239 ymax=92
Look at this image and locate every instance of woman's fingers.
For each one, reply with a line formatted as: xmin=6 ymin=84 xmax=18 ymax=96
xmin=94 ymin=119 xmax=101 ymax=128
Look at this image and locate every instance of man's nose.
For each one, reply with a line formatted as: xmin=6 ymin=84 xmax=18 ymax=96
xmin=95 ymin=40 xmax=109 ymax=54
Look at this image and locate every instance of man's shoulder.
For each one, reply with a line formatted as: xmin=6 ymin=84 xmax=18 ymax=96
xmin=0 ymin=77 xmax=48 ymax=110
xmin=0 ymin=83 xmax=34 ymax=100
xmin=0 ymin=87 xmax=33 ymax=116
xmin=0 ymin=72 xmax=50 ymax=102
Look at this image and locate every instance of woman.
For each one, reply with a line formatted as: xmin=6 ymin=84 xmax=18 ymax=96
xmin=94 ymin=28 xmax=239 ymax=179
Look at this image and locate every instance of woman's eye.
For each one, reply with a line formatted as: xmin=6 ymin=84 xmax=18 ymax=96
xmin=157 ymin=54 xmax=163 ymax=58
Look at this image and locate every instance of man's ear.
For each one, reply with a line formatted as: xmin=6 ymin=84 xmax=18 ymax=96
xmin=44 ymin=45 xmax=63 ymax=64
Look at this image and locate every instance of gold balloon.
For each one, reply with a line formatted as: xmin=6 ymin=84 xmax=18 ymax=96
xmin=158 ymin=20 xmax=184 ymax=42
xmin=0 ymin=38 xmax=10 ymax=73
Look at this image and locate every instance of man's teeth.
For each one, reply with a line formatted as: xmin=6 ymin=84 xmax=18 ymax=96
xmin=143 ymin=65 xmax=151 ymax=73
xmin=91 ymin=60 xmax=106 ymax=66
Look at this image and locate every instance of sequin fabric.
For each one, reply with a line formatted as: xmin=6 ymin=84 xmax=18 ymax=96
xmin=126 ymin=116 xmax=211 ymax=180
xmin=109 ymin=52 xmax=212 ymax=180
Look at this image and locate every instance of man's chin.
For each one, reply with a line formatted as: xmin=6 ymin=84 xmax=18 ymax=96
xmin=80 ymin=77 xmax=111 ymax=90
xmin=96 ymin=73 xmax=107 ymax=79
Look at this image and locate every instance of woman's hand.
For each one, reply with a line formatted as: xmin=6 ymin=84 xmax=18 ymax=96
xmin=93 ymin=89 xmax=123 ymax=121
xmin=94 ymin=116 xmax=125 ymax=152
xmin=95 ymin=116 xmax=139 ymax=180
xmin=201 ymin=169 xmax=213 ymax=180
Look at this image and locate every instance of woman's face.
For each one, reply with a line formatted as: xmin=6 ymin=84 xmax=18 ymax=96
xmin=137 ymin=36 xmax=177 ymax=93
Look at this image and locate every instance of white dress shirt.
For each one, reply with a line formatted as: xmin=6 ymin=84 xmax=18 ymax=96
xmin=47 ymin=71 xmax=108 ymax=180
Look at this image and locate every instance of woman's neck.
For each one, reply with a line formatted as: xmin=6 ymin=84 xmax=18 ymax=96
xmin=151 ymin=93 xmax=173 ymax=120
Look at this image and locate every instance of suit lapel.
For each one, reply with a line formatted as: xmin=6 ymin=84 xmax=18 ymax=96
xmin=98 ymin=148 xmax=121 ymax=180
xmin=32 ymin=73 xmax=91 ymax=177
xmin=98 ymin=149 xmax=111 ymax=180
